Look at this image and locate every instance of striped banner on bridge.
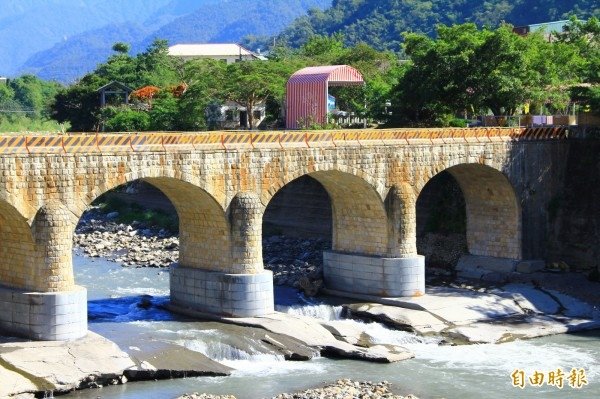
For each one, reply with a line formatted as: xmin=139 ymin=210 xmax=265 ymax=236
xmin=26 ymin=135 xmax=66 ymax=154
xmin=96 ymin=134 xmax=132 ymax=153
xmin=304 ymin=131 xmax=335 ymax=147
xmin=162 ymin=133 xmax=196 ymax=151
xmin=130 ymin=133 xmax=164 ymax=152
xmin=0 ymin=135 xmax=29 ymax=154
xmin=279 ymin=131 xmax=308 ymax=148
xmin=192 ymin=132 xmax=223 ymax=150
xmin=252 ymin=132 xmax=283 ymax=148
xmin=222 ymin=132 xmax=254 ymax=149
xmin=62 ymin=134 xmax=99 ymax=153
xmin=0 ymin=127 xmax=572 ymax=155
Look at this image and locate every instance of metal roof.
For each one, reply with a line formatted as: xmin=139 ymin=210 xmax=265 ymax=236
xmin=287 ymin=65 xmax=364 ymax=86
xmin=285 ymin=65 xmax=365 ymax=129
xmin=168 ymin=43 xmax=264 ymax=59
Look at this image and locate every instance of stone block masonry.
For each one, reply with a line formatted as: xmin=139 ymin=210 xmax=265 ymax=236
xmin=323 ymin=252 xmax=425 ymax=297
xmin=170 ymin=265 xmax=274 ymax=317
xmin=0 ymin=127 xmax=569 ymax=340
xmin=0 ymin=285 xmax=87 ymax=340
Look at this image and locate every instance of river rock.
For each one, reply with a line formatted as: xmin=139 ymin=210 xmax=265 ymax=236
xmin=343 ymin=303 xmax=448 ymax=335
xmin=271 ymin=379 xmax=418 ymax=399
xmin=319 ymin=320 xmax=375 ymax=347
xmin=220 ymin=312 xmax=414 ymax=363
xmin=445 ymin=314 xmax=600 ymax=344
xmin=0 ymin=332 xmax=135 ymax=396
xmin=125 ymin=341 xmax=232 ymax=380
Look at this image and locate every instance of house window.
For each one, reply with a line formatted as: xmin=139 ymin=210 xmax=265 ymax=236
xmin=253 ymin=110 xmax=262 ymax=121
xmin=225 ymin=110 xmax=235 ymax=121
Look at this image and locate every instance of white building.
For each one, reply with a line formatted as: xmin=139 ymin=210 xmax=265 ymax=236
xmin=168 ymin=43 xmax=266 ymax=64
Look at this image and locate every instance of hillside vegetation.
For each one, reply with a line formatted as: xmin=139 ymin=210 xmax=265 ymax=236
xmin=272 ymin=0 xmax=600 ymax=50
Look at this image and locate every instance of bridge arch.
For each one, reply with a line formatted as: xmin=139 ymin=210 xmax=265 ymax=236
xmin=417 ymin=163 xmax=522 ymax=260
xmin=265 ymin=169 xmax=388 ymax=256
xmin=0 ymin=199 xmax=37 ymax=291
xmin=77 ymin=177 xmax=233 ymax=273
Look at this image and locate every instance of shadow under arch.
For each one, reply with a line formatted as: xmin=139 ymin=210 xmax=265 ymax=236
xmin=265 ymin=170 xmax=388 ymax=256
xmin=418 ymin=163 xmax=522 ymax=261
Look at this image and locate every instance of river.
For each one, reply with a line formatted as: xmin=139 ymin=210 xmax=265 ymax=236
xmin=64 ymin=254 xmax=599 ymax=399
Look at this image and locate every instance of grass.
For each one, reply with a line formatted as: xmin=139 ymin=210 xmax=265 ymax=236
xmin=0 ymin=116 xmax=69 ymax=133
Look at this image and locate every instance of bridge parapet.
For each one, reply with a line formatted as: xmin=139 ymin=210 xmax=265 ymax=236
xmin=0 ymin=127 xmax=567 ymax=155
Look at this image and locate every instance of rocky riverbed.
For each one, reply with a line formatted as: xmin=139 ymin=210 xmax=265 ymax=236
xmin=75 ymin=207 xmax=329 ymax=292
xmin=179 ymin=380 xmax=418 ymax=399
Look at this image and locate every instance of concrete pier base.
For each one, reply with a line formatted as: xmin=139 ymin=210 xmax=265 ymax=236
xmin=0 ymin=285 xmax=87 ymax=341
xmin=323 ymin=251 xmax=425 ymax=297
xmin=170 ymin=265 xmax=274 ymax=317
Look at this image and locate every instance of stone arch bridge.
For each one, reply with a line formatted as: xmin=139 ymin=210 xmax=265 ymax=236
xmin=0 ymin=127 xmax=567 ymax=340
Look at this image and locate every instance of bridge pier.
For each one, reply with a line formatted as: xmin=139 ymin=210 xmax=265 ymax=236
xmin=323 ymin=252 xmax=425 ymax=297
xmin=322 ymin=184 xmax=425 ymax=298
xmin=170 ymin=193 xmax=274 ymax=317
xmin=0 ymin=202 xmax=87 ymax=341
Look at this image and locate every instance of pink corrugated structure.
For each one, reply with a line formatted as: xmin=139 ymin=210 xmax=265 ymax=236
xmin=285 ymin=65 xmax=364 ymax=129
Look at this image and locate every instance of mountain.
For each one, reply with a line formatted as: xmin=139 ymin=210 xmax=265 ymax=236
xmin=0 ymin=0 xmax=179 ymax=76
xmin=8 ymin=0 xmax=331 ymax=83
xmin=276 ymin=0 xmax=600 ymax=51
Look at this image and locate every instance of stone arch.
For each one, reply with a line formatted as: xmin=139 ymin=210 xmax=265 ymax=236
xmin=0 ymin=199 xmax=37 ymax=290
xmin=417 ymin=163 xmax=521 ymax=260
xmin=73 ymin=164 xmax=222 ymax=219
xmin=265 ymin=170 xmax=388 ymax=256
xmin=76 ymin=176 xmax=233 ymax=273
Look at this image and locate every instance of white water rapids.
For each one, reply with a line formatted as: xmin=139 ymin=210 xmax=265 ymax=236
xmin=64 ymin=254 xmax=599 ymax=399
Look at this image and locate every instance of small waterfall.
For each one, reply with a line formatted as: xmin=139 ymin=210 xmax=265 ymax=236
xmin=276 ymin=303 xmax=344 ymax=321
xmin=362 ymin=321 xmax=440 ymax=346
xmin=180 ymin=337 xmax=285 ymax=363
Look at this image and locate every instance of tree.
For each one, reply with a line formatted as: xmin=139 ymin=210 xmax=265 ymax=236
xmin=112 ymin=42 xmax=131 ymax=54
xmin=393 ymin=23 xmax=585 ymax=125
xmin=178 ymin=59 xmax=227 ymax=130
xmin=222 ymin=61 xmax=292 ymax=129
xmin=555 ymin=17 xmax=600 ymax=83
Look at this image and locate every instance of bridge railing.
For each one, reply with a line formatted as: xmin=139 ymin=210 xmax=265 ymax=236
xmin=0 ymin=127 xmax=568 ymax=155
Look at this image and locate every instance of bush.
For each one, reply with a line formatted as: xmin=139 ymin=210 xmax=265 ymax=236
xmin=448 ymin=117 xmax=468 ymax=127
xmin=104 ymin=108 xmax=150 ymax=132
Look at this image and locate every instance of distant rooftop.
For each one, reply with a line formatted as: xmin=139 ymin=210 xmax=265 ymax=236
xmin=168 ymin=43 xmax=266 ymax=60
xmin=513 ymin=20 xmax=569 ymax=36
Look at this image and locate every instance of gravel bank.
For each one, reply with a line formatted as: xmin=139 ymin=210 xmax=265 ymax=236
xmin=178 ymin=380 xmax=419 ymax=399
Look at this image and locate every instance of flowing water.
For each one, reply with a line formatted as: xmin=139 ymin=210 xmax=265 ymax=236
xmin=65 ymin=254 xmax=599 ymax=399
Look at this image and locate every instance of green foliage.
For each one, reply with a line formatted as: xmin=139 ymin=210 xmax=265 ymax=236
xmin=275 ymin=0 xmax=600 ymax=51
xmin=393 ymin=22 xmax=589 ymax=125
xmin=0 ymin=75 xmax=62 ymax=131
xmin=223 ymin=60 xmax=293 ymax=129
xmin=112 ymin=42 xmax=131 ymax=54
xmin=103 ymin=107 xmax=150 ymax=132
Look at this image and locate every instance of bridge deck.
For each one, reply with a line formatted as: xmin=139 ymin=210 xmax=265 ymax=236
xmin=0 ymin=127 xmax=567 ymax=155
